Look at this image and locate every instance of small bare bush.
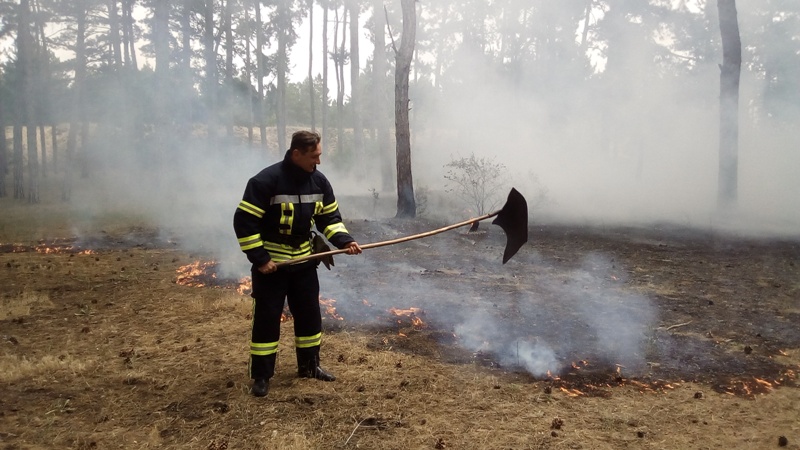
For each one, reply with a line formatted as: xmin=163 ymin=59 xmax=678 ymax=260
xmin=444 ymin=153 xmax=506 ymax=216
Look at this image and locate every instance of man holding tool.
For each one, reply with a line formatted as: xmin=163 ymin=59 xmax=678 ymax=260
xmin=234 ymin=130 xmax=362 ymax=398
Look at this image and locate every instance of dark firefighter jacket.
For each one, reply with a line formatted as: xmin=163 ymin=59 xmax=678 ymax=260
xmin=233 ymin=150 xmax=355 ymax=268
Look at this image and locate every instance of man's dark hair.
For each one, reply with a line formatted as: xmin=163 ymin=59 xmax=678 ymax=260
xmin=290 ymin=130 xmax=321 ymax=153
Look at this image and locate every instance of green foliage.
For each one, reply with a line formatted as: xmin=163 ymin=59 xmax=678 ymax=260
xmin=443 ymin=153 xmax=506 ymax=216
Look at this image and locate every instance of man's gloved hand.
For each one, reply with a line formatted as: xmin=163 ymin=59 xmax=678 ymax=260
xmin=311 ymin=233 xmax=334 ymax=270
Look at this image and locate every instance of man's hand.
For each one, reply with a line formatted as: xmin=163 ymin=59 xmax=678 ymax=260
xmin=257 ymin=261 xmax=277 ymax=274
xmin=344 ymin=241 xmax=362 ymax=255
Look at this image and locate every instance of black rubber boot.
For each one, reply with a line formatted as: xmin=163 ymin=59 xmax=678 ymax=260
xmin=251 ymin=378 xmax=269 ymax=397
xmin=297 ymin=347 xmax=336 ymax=382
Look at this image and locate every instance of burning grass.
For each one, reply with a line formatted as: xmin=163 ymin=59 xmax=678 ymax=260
xmin=1 ymin=211 xmax=800 ymax=448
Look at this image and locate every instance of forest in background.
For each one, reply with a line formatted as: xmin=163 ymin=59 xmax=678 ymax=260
xmin=0 ymin=1 xmax=799 ymax=230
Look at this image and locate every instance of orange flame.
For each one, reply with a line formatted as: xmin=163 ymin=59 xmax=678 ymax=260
xmin=236 ymin=277 xmax=251 ymax=295
xmin=389 ymin=307 xmax=426 ymax=328
xmin=319 ymin=296 xmax=343 ymax=320
xmin=175 ymin=261 xmax=217 ymax=287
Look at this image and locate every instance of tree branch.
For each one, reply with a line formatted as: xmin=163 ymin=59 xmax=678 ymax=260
xmin=384 ymin=4 xmax=397 ymax=55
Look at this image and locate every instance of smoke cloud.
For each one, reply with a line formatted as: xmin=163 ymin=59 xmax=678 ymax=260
xmin=20 ymin=2 xmax=796 ymax=378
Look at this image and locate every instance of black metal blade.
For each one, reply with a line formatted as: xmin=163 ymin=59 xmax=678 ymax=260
xmin=491 ymin=187 xmax=529 ymax=264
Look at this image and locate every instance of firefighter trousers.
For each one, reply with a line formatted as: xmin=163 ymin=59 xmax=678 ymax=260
xmin=249 ymin=263 xmax=322 ymax=379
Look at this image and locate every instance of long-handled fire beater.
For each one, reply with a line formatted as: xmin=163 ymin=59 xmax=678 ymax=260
xmin=276 ymin=188 xmax=529 ymax=268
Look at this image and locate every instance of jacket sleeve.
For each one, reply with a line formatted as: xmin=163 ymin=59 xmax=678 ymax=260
xmin=233 ymin=177 xmax=272 ymax=267
xmin=314 ymin=177 xmax=355 ymax=249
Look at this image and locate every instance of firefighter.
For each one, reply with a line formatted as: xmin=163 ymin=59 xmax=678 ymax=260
xmin=233 ymin=130 xmax=362 ymax=398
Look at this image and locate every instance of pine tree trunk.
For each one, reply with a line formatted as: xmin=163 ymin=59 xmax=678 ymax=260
xmin=51 ymin=124 xmax=58 ymax=173
xmin=121 ymin=0 xmax=141 ymax=146
xmin=225 ymin=0 xmax=234 ymax=138
xmin=152 ymin=0 xmax=170 ymax=178
xmin=394 ymin=0 xmax=416 ymax=218
xmin=122 ymin=0 xmax=132 ymax=67
xmin=336 ymin=8 xmax=346 ymax=156
xmin=13 ymin=125 xmax=23 ymax=199
xmin=123 ymin=0 xmax=138 ymax=68
xmin=308 ymin=0 xmax=315 ymax=131
xmin=255 ymin=0 xmax=267 ymax=150
xmin=108 ymin=0 xmax=123 ymax=67
xmin=276 ymin=5 xmax=288 ymax=152
xmin=374 ymin=0 xmax=392 ymax=191
xmin=0 ymin=95 xmax=7 ymax=197
xmin=717 ymin=0 xmax=741 ymax=209
xmin=244 ymin=3 xmax=254 ymax=145
xmin=321 ymin=2 xmax=328 ymax=153
xmin=205 ymin=0 xmax=218 ymax=144
xmin=19 ymin=0 xmax=39 ymax=202
xmin=33 ymin=0 xmax=49 ymax=179
xmin=349 ymin=0 xmax=361 ymax=161
xmin=39 ymin=125 xmax=47 ymax=178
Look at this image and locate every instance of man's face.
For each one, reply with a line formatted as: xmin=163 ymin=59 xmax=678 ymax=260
xmin=292 ymin=143 xmax=322 ymax=173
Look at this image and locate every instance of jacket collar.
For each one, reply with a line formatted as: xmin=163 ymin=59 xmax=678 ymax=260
xmin=281 ymin=149 xmax=314 ymax=181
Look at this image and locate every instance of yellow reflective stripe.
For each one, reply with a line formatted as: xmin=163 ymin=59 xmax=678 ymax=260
xmin=295 ymin=333 xmax=322 ymax=348
xmin=238 ymin=200 xmax=265 ymax=218
xmin=323 ymin=222 xmax=348 ymax=240
xmin=320 ymin=200 xmax=339 ymax=215
xmin=250 ymin=341 xmax=279 ymax=356
xmin=314 ymin=201 xmax=323 ymax=215
xmin=279 ymin=203 xmax=294 ymax=235
xmin=238 ymin=234 xmax=263 ymax=251
xmin=262 ymin=241 xmax=312 ymax=262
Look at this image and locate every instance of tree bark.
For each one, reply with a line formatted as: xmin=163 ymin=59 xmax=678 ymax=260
xmin=33 ymin=0 xmax=49 ymax=178
xmin=179 ymin=0 xmax=193 ymax=137
xmin=308 ymin=0 xmax=315 ymax=131
xmin=39 ymin=125 xmax=46 ymax=178
xmin=0 ymin=88 xmax=6 ymax=197
xmin=51 ymin=124 xmax=57 ymax=173
xmin=22 ymin=1 xmax=39 ymax=202
xmin=121 ymin=0 xmax=134 ymax=67
xmin=153 ymin=0 xmax=170 ymax=152
xmin=335 ymin=7 xmax=346 ymax=156
xmin=321 ymin=0 xmax=329 ymax=153
xmin=717 ymin=0 xmax=741 ymax=209
xmin=348 ymin=0 xmax=362 ymax=160
xmin=64 ymin=0 xmax=89 ymax=200
xmin=373 ymin=0 xmax=392 ymax=191
xmin=13 ymin=124 xmax=23 ymax=199
xmin=123 ymin=0 xmax=138 ymax=68
xmin=394 ymin=0 xmax=416 ymax=218
xmin=244 ymin=2 xmax=254 ymax=145
xmin=224 ymin=0 xmax=234 ymax=138
xmin=276 ymin=1 xmax=288 ymax=152
xmin=255 ymin=0 xmax=267 ymax=149
xmin=108 ymin=0 xmax=123 ymax=67
xmin=205 ymin=0 xmax=218 ymax=144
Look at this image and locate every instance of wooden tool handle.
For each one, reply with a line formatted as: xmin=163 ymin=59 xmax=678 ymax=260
xmin=274 ymin=210 xmax=500 ymax=268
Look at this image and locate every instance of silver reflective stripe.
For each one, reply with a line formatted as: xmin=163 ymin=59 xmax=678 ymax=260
xmin=270 ymin=194 xmax=324 ymax=205
xmin=301 ymin=194 xmax=324 ymax=203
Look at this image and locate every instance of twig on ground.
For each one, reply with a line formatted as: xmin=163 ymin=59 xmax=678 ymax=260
xmin=344 ymin=419 xmax=367 ymax=446
xmin=662 ymin=321 xmax=693 ymax=331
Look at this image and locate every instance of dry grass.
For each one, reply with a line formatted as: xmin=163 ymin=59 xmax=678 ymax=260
xmin=1 ymin=195 xmax=799 ymax=449
xmin=1 ymin=248 xmax=798 ymax=449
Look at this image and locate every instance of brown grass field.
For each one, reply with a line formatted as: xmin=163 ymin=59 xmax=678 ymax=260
xmin=1 ymin=189 xmax=800 ymax=450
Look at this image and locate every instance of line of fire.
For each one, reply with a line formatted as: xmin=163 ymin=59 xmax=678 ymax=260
xmin=168 ymin=258 xmax=795 ymax=400
xmin=4 ymin=238 xmax=795 ymax=400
